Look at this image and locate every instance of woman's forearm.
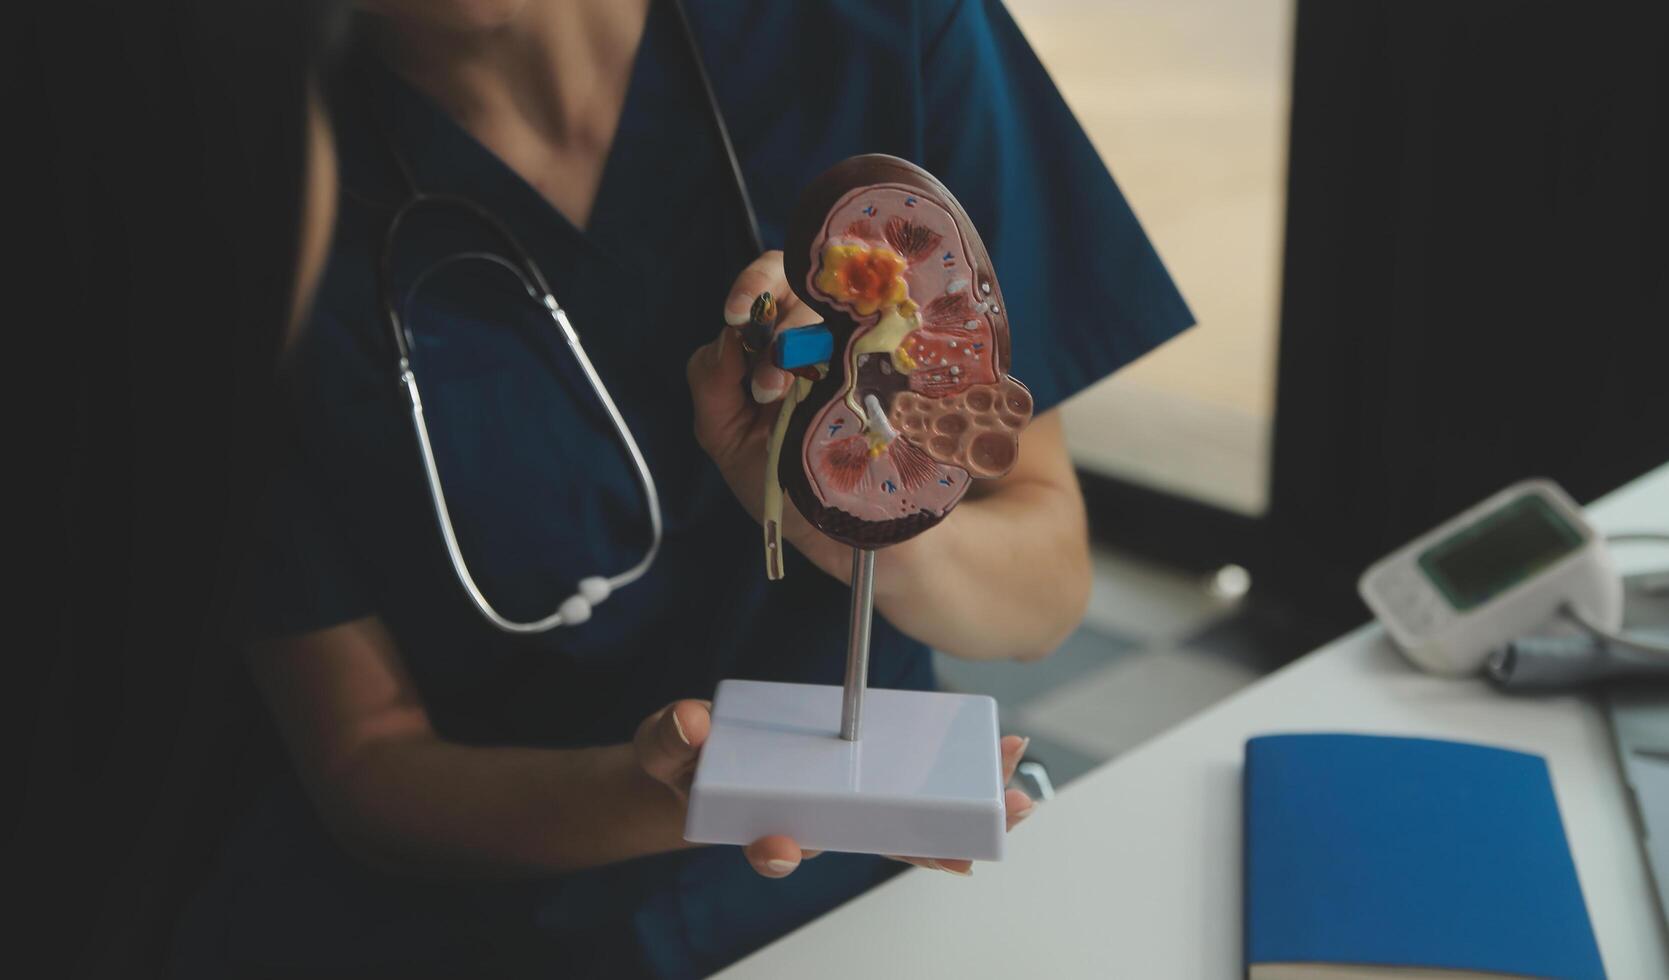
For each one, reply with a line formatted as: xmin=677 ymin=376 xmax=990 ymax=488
xmin=318 ymin=736 xmax=691 ymax=878
xmin=874 ymin=475 xmax=1090 ymax=660
xmin=784 ymin=451 xmax=1091 ymax=660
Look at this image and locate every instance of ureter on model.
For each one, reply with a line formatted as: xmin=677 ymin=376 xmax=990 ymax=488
xmin=842 ymin=341 xmax=864 ymax=421
xmin=763 ymin=374 xmax=815 ymax=580
xmin=844 ymin=306 xmax=917 ymax=420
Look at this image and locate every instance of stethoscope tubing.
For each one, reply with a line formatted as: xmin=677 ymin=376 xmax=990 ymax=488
xmin=396 ymin=285 xmax=664 ymax=633
xmin=370 ymin=0 xmax=756 ymax=634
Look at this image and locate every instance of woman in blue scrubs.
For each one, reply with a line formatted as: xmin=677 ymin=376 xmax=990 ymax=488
xmin=175 ymin=1 xmax=1192 ymax=976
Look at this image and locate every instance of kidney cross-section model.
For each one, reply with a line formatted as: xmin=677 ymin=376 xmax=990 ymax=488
xmin=767 ymin=154 xmax=1032 ymax=556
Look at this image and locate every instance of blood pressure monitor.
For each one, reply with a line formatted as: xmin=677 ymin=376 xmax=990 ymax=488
xmin=1358 ymin=479 xmax=1623 ymax=676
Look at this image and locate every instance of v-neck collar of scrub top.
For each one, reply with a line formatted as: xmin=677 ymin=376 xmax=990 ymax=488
xmin=345 ymin=4 xmax=680 ymax=278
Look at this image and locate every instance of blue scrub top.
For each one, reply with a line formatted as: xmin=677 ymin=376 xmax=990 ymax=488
xmin=182 ymin=2 xmax=1191 ymax=977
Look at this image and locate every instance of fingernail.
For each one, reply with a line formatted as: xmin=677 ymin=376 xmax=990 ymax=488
xmin=1012 ymin=802 xmax=1037 ymax=825
xmin=724 ymin=306 xmax=751 ymax=326
xmin=1017 ymin=736 xmax=1031 ymax=759
xmin=751 ymin=373 xmax=787 ymax=404
xmin=765 ymin=859 xmax=798 ymax=876
xmin=671 ymin=711 xmax=689 ymax=745
xmin=927 ymin=861 xmax=972 ymax=878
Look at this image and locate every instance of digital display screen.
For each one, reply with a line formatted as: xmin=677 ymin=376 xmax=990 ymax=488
xmin=1417 ymin=494 xmax=1583 ymax=611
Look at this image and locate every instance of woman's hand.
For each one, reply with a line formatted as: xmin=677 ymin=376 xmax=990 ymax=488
xmin=882 ymin=733 xmax=1035 ymax=877
xmin=635 ymin=699 xmax=1035 ymax=879
xmin=685 ymin=251 xmax=852 ymax=578
xmin=634 ymin=697 xmax=822 ymax=877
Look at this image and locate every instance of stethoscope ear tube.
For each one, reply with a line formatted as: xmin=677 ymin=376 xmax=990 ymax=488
xmin=379 ymin=194 xmax=554 ymax=363
xmin=365 ymin=0 xmax=758 ymax=634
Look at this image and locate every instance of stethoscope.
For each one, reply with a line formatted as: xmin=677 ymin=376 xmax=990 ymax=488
xmin=374 ymin=0 xmax=762 ymax=633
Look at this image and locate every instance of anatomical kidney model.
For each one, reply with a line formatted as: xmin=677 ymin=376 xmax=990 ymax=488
xmin=761 ymin=154 xmax=1033 ymax=569
xmin=687 ymin=156 xmax=1025 ymax=861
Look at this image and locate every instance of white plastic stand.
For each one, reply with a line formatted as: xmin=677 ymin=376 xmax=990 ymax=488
xmin=684 ymin=548 xmax=1006 ymax=861
xmin=683 ymin=679 xmax=1006 ymax=860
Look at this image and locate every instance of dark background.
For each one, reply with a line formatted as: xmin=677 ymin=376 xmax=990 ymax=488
xmin=24 ymin=1 xmax=333 ymax=976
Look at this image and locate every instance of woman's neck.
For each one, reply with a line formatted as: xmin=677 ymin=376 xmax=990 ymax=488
xmin=368 ymin=0 xmax=653 ymax=228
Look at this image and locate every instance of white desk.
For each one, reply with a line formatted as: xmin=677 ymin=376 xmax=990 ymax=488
xmin=720 ymin=464 xmax=1669 ymax=979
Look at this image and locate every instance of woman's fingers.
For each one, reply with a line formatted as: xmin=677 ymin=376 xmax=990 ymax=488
xmin=1006 ymin=787 xmax=1036 ymax=832
xmin=1001 ymin=735 xmax=1036 ymax=830
xmin=1001 ymin=734 xmax=1029 ymax=785
xmin=883 ymin=738 xmax=1037 ymax=874
xmin=886 ymin=855 xmax=974 ymax=877
xmin=721 ymin=249 xmax=822 ymax=405
xmin=752 ymin=298 xmax=825 ymax=403
xmin=744 ymin=834 xmax=806 ymax=878
xmin=751 ymin=364 xmax=793 ymax=406
xmin=690 ymin=250 xmax=816 ymax=453
xmin=723 ymin=250 xmax=796 ymax=326
xmin=633 ymin=700 xmax=712 ymax=795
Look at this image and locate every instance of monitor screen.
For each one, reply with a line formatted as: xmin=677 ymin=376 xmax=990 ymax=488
xmin=1417 ymin=494 xmax=1583 ymax=611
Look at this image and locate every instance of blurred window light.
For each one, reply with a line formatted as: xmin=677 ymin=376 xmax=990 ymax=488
xmin=1010 ymin=0 xmax=1293 ymax=516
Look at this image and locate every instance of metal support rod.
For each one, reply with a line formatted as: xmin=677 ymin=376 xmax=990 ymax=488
xmin=840 ymin=548 xmax=877 ymax=741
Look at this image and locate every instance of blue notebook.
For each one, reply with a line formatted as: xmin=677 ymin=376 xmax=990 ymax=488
xmin=1244 ymin=734 xmax=1605 ymax=980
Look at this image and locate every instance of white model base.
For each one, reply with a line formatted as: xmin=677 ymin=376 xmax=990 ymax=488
xmin=684 ymin=680 xmax=1006 ymax=861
